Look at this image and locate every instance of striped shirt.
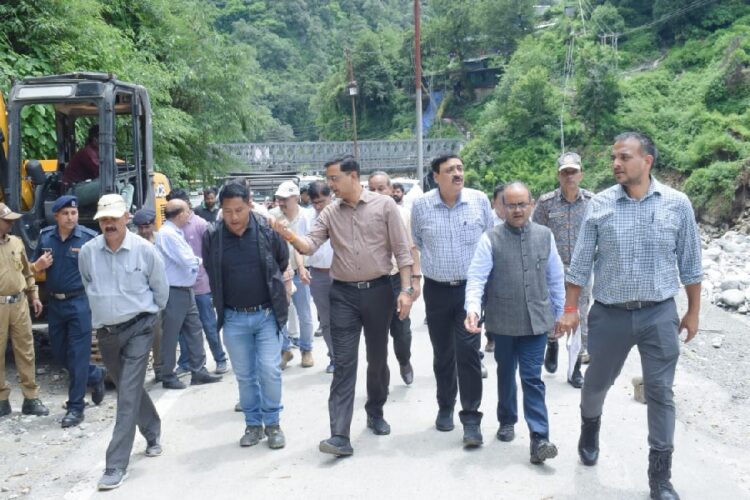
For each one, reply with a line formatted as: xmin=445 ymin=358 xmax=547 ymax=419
xmin=411 ymin=187 xmax=494 ymax=282
xmin=567 ymin=177 xmax=702 ymax=304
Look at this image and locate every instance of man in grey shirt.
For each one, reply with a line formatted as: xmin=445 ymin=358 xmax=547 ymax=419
xmin=79 ymin=194 xmax=169 ymax=491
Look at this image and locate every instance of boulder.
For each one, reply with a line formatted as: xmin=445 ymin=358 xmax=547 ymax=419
xmin=719 ymin=289 xmax=745 ymax=308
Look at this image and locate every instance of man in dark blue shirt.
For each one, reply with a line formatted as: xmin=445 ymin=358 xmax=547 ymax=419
xmin=32 ymin=195 xmax=105 ymax=428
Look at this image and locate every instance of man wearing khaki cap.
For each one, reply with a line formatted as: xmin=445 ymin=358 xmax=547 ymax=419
xmin=79 ymin=194 xmax=169 ymax=490
xmin=0 ymin=203 xmax=49 ymax=418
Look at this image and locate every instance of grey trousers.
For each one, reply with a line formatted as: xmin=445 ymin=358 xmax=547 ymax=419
xmin=161 ymin=287 xmax=207 ymax=379
xmin=97 ymin=313 xmax=161 ymax=470
xmin=581 ymin=299 xmax=680 ymax=451
xmin=309 ymin=268 xmax=333 ymax=360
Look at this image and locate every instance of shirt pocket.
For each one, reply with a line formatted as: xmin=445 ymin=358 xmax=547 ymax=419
xmin=653 ymin=212 xmax=679 ymax=254
xmin=10 ymin=250 xmax=24 ymax=272
xmin=120 ymin=261 xmax=147 ymax=294
xmin=458 ymin=219 xmax=484 ymax=247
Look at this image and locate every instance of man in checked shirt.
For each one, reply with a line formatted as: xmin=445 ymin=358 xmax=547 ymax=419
xmin=558 ymin=132 xmax=701 ymax=500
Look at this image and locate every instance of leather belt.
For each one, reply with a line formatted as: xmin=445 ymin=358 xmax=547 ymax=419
xmin=227 ymin=303 xmax=271 ymax=313
xmin=50 ymin=288 xmax=85 ymax=301
xmin=170 ymin=285 xmax=192 ymax=291
xmin=100 ymin=312 xmax=153 ymax=334
xmin=0 ymin=293 xmax=23 ymax=304
xmin=333 ymin=275 xmax=390 ymax=290
xmin=425 ymin=277 xmax=467 ymax=288
xmin=597 ymin=300 xmax=667 ymax=311
xmin=310 ymin=267 xmax=330 ymax=272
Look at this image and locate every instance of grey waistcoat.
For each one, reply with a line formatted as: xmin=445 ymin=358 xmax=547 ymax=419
xmin=484 ymin=222 xmax=554 ymax=337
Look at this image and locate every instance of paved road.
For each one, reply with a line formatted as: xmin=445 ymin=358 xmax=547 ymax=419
xmin=36 ymin=298 xmax=750 ymax=499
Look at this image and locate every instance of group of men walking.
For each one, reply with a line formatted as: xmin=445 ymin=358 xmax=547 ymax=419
xmin=0 ymin=131 xmax=700 ymax=499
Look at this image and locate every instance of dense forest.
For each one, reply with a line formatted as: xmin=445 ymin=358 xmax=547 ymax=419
xmin=1 ymin=0 xmax=748 ymax=221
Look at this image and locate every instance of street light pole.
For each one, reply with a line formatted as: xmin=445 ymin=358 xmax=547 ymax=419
xmin=414 ymin=0 xmax=423 ymax=185
xmin=346 ymin=49 xmax=359 ymax=160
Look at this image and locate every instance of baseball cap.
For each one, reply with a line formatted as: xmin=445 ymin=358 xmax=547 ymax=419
xmin=94 ymin=194 xmax=128 ymax=220
xmin=274 ymin=181 xmax=300 ymax=198
xmin=0 ymin=203 xmax=21 ymax=221
xmin=557 ymin=152 xmax=582 ymax=171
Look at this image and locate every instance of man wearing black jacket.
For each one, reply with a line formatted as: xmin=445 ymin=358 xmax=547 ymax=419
xmin=202 ymin=183 xmax=289 ymax=450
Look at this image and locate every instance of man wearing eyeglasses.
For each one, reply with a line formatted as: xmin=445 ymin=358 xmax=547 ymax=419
xmin=533 ymin=152 xmax=594 ymax=388
xmin=465 ymin=181 xmax=565 ymax=465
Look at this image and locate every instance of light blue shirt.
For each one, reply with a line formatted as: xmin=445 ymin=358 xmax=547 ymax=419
xmin=155 ymin=220 xmax=201 ymax=287
xmin=567 ymin=176 xmax=702 ymax=303
xmin=465 ymin=230 xmax=565 ymax=318
xmin=306 ymin=209 xmax=334 ymax=269
xmin=79 ymin=230 xmax=169 ymax=328
xmin=411 ymin=187 xmax=494 ymax=281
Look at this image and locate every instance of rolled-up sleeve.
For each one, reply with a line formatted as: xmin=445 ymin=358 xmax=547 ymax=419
xmin=464 ymin=233 xmax=493 ymax=316
xmin=676 ymin=197 xmax=703 ymax=285
xmin=546 ymin=233 xmax=565 ymax=319
xmin=411 ymin=202 xmax=423 ymax=250
xmin=386 ymin=201 xmax=414 ymax=270
xmin=567 ymin=203 xmax=597 ymax=287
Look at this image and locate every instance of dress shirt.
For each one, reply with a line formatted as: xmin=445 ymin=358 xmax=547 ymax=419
xmin=155 ymin=220 xmax=201 ymax=287
xmin=390 ymin=205 xmax=415 ymax=275
xmin=533 ymin=187 xmax=594 ymax=266
xmin=302 ymin=189 xmax=413 ymax=282
xmin=270 ymin=206 xmax=313 ymax=270
xmin=306 ymin=210 xmax=333 ymax=269
xmin=182 ymin=213 xmax=210 ymax=295
xmin=465 ymin=231 xmax=565 ymax=318
xmin=79 ymin=231 xmax=169 ymax=328
xmin=567 ymin=176 xmax=702 ymax=303
xmin=411 ymin=187 xmax=494 ymax=282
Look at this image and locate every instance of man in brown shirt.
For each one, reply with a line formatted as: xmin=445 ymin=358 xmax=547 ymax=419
xmin=273 ymin=155 xmax=414 ymax=457
xmin=0 ymin=203 xmax=49 ymax=418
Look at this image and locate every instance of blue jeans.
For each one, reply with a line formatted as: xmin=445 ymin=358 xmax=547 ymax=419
xmin=493 ymin=333 xmax=549 ymax=439
xmin=178 ymin=293 xmax=227 ymax=369
xmin=223 ymin=308 xmax=283 ymax=426
xmin=282 ymin=274 xmax=314 ymax=352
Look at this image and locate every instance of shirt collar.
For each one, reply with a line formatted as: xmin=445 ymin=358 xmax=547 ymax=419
xmin=556 ymin=187 xmax=585 ymax=203
xmin=98 ymin=230 xmax=134 ymax=253
xmin=343 ymin=188 xmax=375 ymax=208
xmin=432 ymin=187 xmax=466 ymax=208
xmin=53 ymin=224 xmax=82 ymax=241
xmin=164 ymin=219 xmax=183 ymax=234
xmin=616 ymin=175 xmax=662 ymax=201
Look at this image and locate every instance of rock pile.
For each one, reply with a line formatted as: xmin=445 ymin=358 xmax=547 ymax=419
xmin=701 ymin=229 xmax=750 ymax=313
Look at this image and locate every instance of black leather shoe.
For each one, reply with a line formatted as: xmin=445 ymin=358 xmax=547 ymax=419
xmin=435 ymin=408 xmax=454 ymax=432
xmin=21 ymin=398 xmax=49 ymax=416
xmin=92 ymin=369 xmax=106 ymax=405
xmin=462 ymin=424 xmax=483 ymax=448
xmin=367 ymin=415 xmax=391 ymax=435
xmin=319 ymin=436 xmax=353 ymax=457
xmin=191 ymin=369 xmax=222 ymax=385
xmin=544 ymin=340 xmax=558 ymax=374
xmin=61 ymin=410 xmax=84 ymax=428
xmin=568 ymin=359 xmax=584 ymax=388
xmin=496 ymin=424 xmax=515 ymax=442
xmin=530 ymin=435 xmax=558 ymax=464
xmin=579 ymin=415 xmax=601 ymax=466
xmin=0 ymin=400 xmax=10 ymax=417
xmin=162 ymin=378 xmax=187 ymax=390
xmin=648 ymin=449 xmax=680 ymax=500
xmin=399 ymin=362 xmax=414 ymax=385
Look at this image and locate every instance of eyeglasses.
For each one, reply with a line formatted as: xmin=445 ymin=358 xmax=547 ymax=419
xmin=505 ymin=203 xmax=530 ymax=211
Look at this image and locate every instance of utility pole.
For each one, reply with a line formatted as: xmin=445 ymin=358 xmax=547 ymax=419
xmin=345 ymin=49 xmax=359 ymax=160
xmin=414 ymin=0 xmax=423 ymax=185
xmin=578 ymin=0 xmax=587 ymax=35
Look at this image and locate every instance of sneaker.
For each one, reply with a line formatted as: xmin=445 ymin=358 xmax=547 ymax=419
xmin=265 ymin=425 xmax=286 ymax=449
xmin=215 ymin=361 xmax=228 ymax=374
xmin=175 ymin=366 xmax=190 ymax=378
xmin=301 ymin=351 xmax=314 ymax=368
xmin=280 ymin=350 xmax=294 ymax=370
xmin=97 ymin=468 xmax=128 ymax=490
xmin=325 ymin=363 xmax=335 ymax=374
xmin=21 ymin=398 xmax=49 ymax=416
xmin=145 ymin=439 xmax=162 ymax=457
xmin=530 ymin=435 xmax=558 ymax=464
xmin=240 ymin=425 xmax=264 ymax=447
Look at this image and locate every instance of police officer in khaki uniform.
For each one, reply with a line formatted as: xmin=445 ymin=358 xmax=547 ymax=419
xmin=0 ymin=203 xmax=49 ymax=417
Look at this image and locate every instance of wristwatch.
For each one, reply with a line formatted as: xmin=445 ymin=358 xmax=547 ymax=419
xmin=400 ymin=287 xmax=415 ymax=297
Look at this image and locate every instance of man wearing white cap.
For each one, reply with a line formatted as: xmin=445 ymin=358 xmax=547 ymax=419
xmin=270 ymin=180 xmax=316 ymax=368
xmin=533 ymin=152 xmax=594 ymax=388
xmin=78 ymin=194 xmax=169 ymax=490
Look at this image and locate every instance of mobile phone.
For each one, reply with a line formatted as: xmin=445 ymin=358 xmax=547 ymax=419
xmin=42 ymin=248 xmax=52 ymax=254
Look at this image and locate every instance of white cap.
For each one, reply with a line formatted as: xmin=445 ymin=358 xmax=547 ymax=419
xmin=275 ymin=181 xmax=300 ymax=198
xmin=94 ymin=194 xmax=128 ymax=220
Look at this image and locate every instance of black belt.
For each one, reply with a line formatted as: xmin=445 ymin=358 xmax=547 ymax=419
xmin=227 ymin=303 xmax=271 ymax=313
xmin=49 ymin=288 xmax=85 ymax=301
xmin=333 ymin=275 xmax=390 ymax=290
xmin=425 ymin=277 xmax=467 ymax=288
xmin=100 ymin=312 xmax=153 ymax=334
xmin=597 ymin=299 xmax=668 ymax=311
xmin=170 ymin=285 xmax=192 ymax=291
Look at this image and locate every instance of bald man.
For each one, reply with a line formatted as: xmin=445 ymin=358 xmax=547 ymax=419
xmin=156 ymin=199 xmax=222 ymax=389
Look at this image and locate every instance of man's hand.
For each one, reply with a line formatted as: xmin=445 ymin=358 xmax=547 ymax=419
xmin=411 ymin=279 xmax=422 ymax=302
xmin=679 ymin=310 xmax=699 ymax=343
xmin=32 ymin=299 xmax=43 ymax=318
xmin=396 ymin=292 xmax=413 ymax=320
xmin=271 ymin=219 xmax=292 ymax=239
xmin=464 ymin=312 xmax=481 ymax=334
xmin=557 ymin=311 xmax=579 ymax=337
xmin=34 ymin=251 xmax=53 ymax=272
xmin=298 ymin=266 xmax=311 ymax=285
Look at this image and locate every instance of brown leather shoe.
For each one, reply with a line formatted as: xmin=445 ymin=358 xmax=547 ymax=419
xmin=301 ymin=351 xmax=314 ymax=368
xmin=280 ymin=351 xmax=294 ymax=370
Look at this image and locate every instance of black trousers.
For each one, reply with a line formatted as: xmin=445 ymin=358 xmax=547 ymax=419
xmin=389 ymin=273 xmax=412 ymax=365
xmin=424 ymin=278 xmax=482 ymax=425
xmin=328 ymin=280 xmax=394 ymax=438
